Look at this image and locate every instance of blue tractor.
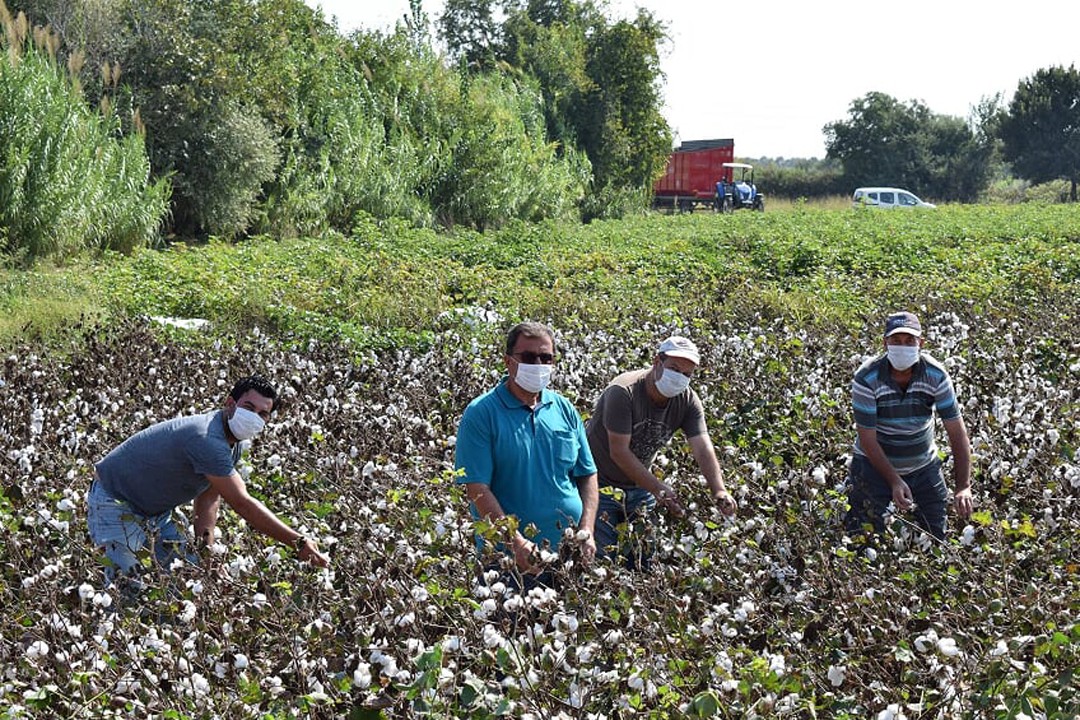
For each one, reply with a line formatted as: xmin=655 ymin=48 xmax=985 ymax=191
xmin=715 ymin=162 xmax=764 ymax=213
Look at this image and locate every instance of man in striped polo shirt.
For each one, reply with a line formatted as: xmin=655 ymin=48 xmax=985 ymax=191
xmin=844 ymin=311 xmax=973 ymax=539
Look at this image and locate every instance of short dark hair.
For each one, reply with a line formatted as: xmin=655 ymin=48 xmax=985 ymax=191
xmin=229 ymin=375 xmax=279 ymax=412
xmin=504 ymin=321 xmax=555 ymax=355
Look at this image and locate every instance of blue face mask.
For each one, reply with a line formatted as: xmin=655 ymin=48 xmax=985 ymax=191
xmin=228 ymin=406 xmax=265 ymax=440
xmin=655 ymin=368 xmax=691 ymax=398
xmin=515 ymin=362 xmax=552 ymax=394
xmin=887 ymin=344 xmax=920 ymax=371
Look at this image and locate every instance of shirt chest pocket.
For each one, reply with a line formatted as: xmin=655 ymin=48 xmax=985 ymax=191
xmin=549 ymin=429 xmax=580 ymax=474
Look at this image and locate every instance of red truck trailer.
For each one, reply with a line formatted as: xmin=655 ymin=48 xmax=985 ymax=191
xmin=652 ymin=138 xmax=734 ymax=212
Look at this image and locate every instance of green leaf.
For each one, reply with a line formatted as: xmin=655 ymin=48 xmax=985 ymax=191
xmin=415 ymin=646 xmax=443 ymax=671
xmin=460 ymin=677 xmax=484 ymax=706
xmin=894 ymin=643 xmax=916 ymax=663
xmin=691 ymin=690 xmax=721 ymax=717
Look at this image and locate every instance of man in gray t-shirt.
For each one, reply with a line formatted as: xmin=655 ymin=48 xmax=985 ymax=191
xmin=87 ymin=375 xmax=329 ymax=587
xmin=586 ymin=336 xmax=736 ymax=563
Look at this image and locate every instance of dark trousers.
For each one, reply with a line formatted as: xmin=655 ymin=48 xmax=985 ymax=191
xmin=844 ymin=456 xmax=949 ymax=539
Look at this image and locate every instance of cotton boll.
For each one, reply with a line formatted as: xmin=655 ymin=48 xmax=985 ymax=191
xmin=25 ymin=640 xmax=49 ymax=661
xmin=914 ymin=630 xmax=939 ymax=653
xmin=876 ymin=704 xmax=907 ymax=720
xmin=353 ymin=662 xmax=372 ymax=689
xmin=937 ymin=637 xmax=960 ymax=657
xmin=482 ymin=625 xmax=504 ymax=649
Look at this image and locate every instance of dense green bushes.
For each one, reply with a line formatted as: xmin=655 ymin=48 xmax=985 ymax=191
xmin=5 ymin=203 xmax=1077 ymax=345
xmin=753 ymin=160 xmax=847 ymax=201
xmin=2 ymin=0 xmax=663 ymax=249
xmin=0 ymin=4 xmax=168 ymax=265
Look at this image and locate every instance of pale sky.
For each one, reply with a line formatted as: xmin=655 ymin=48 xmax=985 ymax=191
xmin=306 ymin=1 xmax=1080 ymax=159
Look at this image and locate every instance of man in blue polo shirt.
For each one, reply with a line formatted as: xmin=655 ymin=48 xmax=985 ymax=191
xmin=845 ymin=311 xmax=973 ymax=539
xmin=455 ymin=321 xmax=598 ymax=580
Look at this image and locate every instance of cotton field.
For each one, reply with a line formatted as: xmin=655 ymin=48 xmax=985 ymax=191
xmin=0 ymin=301 xmax=1076 ymax=718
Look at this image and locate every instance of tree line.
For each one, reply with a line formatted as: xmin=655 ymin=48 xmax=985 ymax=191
xmin=797 ymin=66 xmax=1080 ymax=205
xmin=2 ymin=0 xmax=671 ymax=262
xmin=1 ymin=0 xmax=1078 ymax=265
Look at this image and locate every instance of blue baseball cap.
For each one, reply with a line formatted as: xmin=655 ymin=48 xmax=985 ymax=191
xmin=885 ymin=311 xmax=922 ymax=338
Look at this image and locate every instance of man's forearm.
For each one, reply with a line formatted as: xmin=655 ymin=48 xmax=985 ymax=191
xmin=945 ymin=419 xmax=972 ymax=491
xmin=610 ymin=447 xmax=663 ymax=494
xmin=858 ymin=431 xmax=904 ymax=487
xmin=466 ymin=483 xmax=541 ymax=566
xmin=193 ymin=493 xmax=221 ymax=541
xmin=952 ymin=442 xmax=972 ymax=491
xmin=468 ymin=483 xmax=506 ymax=522
xmin=577 ymin=474 xmax=599 ymax=529
xmin=690 ymin=438 xmax=728 ymax=496
xmin=230 ymin=494 xmax=303 ymax=545
xmin=466 ymin=483 xmax=528 ymax=544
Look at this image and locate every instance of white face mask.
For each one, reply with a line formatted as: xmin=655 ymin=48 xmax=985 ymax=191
xmin=514 ymin=362 xmax=553 ymax=394
xmin=228 ymin=406 xmax=266 ymax=440
xmin=655 ymin=367 xmax=691 ymax=398
xmin=886 ymin=344 xmax=921 ymax=371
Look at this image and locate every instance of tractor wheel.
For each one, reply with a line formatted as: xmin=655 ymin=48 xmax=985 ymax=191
xmin=753 ymin=197 xmax=765 ymax=212
xmin=722 ymin=196 xmax=734 ymax=214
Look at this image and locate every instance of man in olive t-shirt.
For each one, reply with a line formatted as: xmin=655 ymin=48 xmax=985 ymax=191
xmin=586 ymin=336 xmax=736 ymax=563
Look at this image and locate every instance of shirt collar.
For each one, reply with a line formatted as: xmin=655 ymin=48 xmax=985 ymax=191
xmin=494 ymin=375 xmax=552 ymax=409
xmin=876 ymin=353 xmax=925 ymax=387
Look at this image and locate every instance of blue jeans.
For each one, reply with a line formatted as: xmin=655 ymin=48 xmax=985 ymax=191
xmin=594 ymin=486 xmax=656 ymax=568
xmin=86 ymin=480 xmax=196 ymax=585
xmin=844 ymin=456 xmax=949 ymax=539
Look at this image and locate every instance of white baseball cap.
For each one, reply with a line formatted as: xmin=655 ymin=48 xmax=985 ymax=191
xmin=658 ymin=336 xmax=700 ymax=365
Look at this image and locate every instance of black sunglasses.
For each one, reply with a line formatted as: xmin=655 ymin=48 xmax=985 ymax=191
xmin=511 ymin=351 xmax=556 ymax=365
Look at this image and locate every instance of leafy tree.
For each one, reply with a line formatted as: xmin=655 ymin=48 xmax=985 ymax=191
xmin=7 ymin=0 xmax=670 ymax=234
xmin=349 ymin=22 xmax=587 ymax=231
xmin=439 ymin=0 xmax=499 ymax=70
xmin=346 ymin=24 xmax=467 ymax=227
xmin=521 ymin=0 xmax=578 ymax=26
xmin=0 ymin=5 xmax=168 ymax=263
xmin=578 ymin=11 xmax=671 ymax=210
xmin=998 ymin=64 xmax=1080 ymax=202
xmin=825 ymin=91 xmax=993 ymax=202
xmin=470 ymin=1 xmax=671 ymax=218
xmin=919 ymin=113 xmax=994 ymax=203
xmin=6 ymin=0 xmax=125 ymax=94
xmin=15 ymin=0 xmax=345 ymax=237
xmin=176 ymin=103 xmax=279 ymax=238
xmin=430 ymin=72 xmax=588 ymax=229
xmin=499 ymin=0 xmax=592 ymax=146
xmin=824 ymin=92 xmax=928 ymax=191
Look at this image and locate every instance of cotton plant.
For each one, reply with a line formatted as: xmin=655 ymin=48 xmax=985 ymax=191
xmin=1 ymin=299 xmax=1079 ymax=717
